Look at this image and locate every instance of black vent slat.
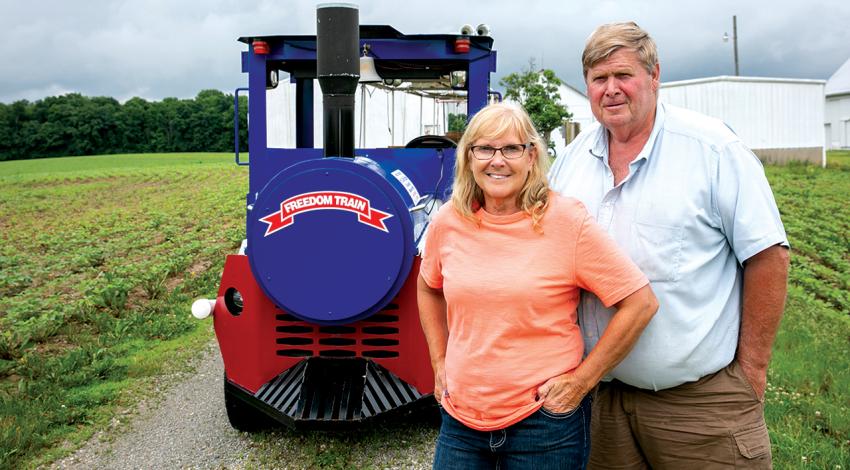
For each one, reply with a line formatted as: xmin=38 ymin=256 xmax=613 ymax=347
xmin=277 ymin=337 xmax=313 ymax=345
xmin=363 ymin=350 xmax=399 ymax=358
xmin=319 ymin=325 xmax=357 ymax=334
xmin=319 ymin=338 xmax=356 ymax=346
xmin=361 ymin=338 xmax=399 ymax=346
xmin=362 ymin=326 xmax=399 ymax=335
xmin=277 ymin=349 xmax=313 ymax=357
xmin=275 ymin=314 xmax=301 ymax=321
xmin=365 ymin=314 xmax=399 ymax=323
xmin=277 ymin=325 xmax=313 ymax=334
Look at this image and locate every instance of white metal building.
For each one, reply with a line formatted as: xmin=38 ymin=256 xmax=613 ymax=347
xmin=551 ymin=82 xmax=593 ymax=156
xmin=825 ymin=57 xmax=850 ymax=149
xmin=557 ymin=82 xmax=594 ymax=129
xmin=266 ymin=76 xmax=454 ymax=149
xmin=659 ymin=76 xmax=826 ymax=165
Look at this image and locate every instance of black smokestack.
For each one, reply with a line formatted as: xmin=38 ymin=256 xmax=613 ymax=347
xmin=316 ymin=3 xmax=359 ymax=158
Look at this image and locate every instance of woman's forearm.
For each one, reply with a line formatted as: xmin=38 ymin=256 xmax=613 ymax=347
xmin=536 ymin=284 xmax=658 ymax=411
xmin=573 ymin=284 xmax=658 ymax=390
xmin=417 ymin=274 xmax=449 ymax=368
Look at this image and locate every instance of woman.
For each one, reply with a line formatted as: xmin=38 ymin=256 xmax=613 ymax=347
xmin=418 ymin=102 xmax=658 ymax=469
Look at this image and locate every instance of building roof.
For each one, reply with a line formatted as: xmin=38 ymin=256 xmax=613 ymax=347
xmin=560 ymin=81 xmax=587 ymax=98
xmin=825 ymin=57 xmax=850 ymax=97
xmin=661 ymin=75 xmax=826 ymax=88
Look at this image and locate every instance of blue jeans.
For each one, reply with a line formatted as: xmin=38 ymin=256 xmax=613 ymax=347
xmin=433 ymin=394 xmax=592 ymax=470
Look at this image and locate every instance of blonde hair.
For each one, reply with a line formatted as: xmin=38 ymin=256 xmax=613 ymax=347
xmin=582 ymin=22 xmax=658 ymax=77
xmin=450 ymin=102 xmax=550 ymax=233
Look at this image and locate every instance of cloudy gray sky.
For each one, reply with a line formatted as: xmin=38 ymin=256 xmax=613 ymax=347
xmin=1 ymin=0 xmax=848 ymax=103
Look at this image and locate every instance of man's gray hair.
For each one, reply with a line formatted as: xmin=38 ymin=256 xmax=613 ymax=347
xmin=582 ymin=22 xmax=658 ymax=77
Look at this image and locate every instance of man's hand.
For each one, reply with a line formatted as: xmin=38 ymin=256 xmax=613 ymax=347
xmin=536 ymin=373 xmax=591 ymax=413
xmin=737 ymin=245 xmax=789 ymax=401
xmin=738 ymin=359 xmax=767 ymax=400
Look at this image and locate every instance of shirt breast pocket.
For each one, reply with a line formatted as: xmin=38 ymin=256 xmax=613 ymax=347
xmin=630 ymin=221 xmax=684 ymax=283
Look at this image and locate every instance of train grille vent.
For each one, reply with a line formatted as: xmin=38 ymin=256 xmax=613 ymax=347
xmin=274 ymin=305 xmax=401 ymax=359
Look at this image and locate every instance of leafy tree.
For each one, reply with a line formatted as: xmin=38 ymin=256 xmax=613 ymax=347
xmin=120 ymin=97 xmax=153 ymax=153
xmin=0 ymin=89 xmax=246 ymax=160
xmin=191 ymin=89 xmax=233 ymax=152
xmin=448 ymin=113 xmax=467 ymax=132
xmin=0 ymin=102 xmax=22 ymax=161
xmin=500 ymin=59 xmax=572 ymax=146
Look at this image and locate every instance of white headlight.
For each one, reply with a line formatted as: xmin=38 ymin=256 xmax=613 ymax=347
xmin=191 ymin=298 xmax=216 ymax=319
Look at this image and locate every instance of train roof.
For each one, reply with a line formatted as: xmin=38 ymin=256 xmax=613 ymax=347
xmin=238 ymin=25 xmax=495 ymax=82
xmin=238 ymin=25 xmax=494 ymax=49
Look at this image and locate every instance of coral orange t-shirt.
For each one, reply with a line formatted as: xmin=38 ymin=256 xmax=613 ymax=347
xmin=420 ymin=193 xmax=648 ymax=431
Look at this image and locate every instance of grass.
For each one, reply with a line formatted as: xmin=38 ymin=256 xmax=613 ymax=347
xmin=826 ymin=149 xmax=850 ymax=169
xmin=766 ymin=286 xmax=850 ymax=467
xmin=0 ymin=151 xmax=848 ymax=468
xmin=762 ymin=155 xmax=850 ymax=468
xmin=0 ymin=153 xmax=246 ymax=469
xmin=0 ymin=152 xmax=241 ymax=177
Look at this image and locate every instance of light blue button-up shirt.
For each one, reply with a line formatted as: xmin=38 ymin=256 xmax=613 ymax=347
xmin=549 ymin=101 xmax=788 ymax=390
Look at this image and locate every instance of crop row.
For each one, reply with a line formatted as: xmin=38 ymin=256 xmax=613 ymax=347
xmin=0 ymin=154 xmax=248 ymax=468
xmin=765 ymin=163 xmax=850 ymax=315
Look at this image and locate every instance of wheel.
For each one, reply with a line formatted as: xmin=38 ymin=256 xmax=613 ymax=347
xmin=405 ymin=135 xmax=457 ymax=148
xmin=223 ymin=375 xmax=275 ymax=432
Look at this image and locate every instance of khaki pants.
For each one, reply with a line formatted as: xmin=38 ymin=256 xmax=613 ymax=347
xmin=588 ymin=360 xmax=771 ymax=469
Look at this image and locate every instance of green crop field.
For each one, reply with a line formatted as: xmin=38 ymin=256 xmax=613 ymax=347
xmin=1 ymin=152 xmax=848 ymax=469
xmin=0 ymin=153 xmax=246 ymax=468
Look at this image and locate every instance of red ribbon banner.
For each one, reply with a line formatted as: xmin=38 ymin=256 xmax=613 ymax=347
xmin=259 ymin=191 xmax=393 ymax=237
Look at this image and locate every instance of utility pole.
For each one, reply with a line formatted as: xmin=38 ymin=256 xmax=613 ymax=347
xmin=732 ymin=15 xmax=739 ymax=76
xmin=723 ymin=16 xmax=740 ymax=76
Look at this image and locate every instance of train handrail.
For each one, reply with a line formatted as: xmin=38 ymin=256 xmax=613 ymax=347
xmin=234 ymin=87 xmax=249 ymax=166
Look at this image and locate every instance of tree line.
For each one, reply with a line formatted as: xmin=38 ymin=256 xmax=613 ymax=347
xmin=0 ymin=62 xmax=569 ymax=162
xmin=0 ymin=90 xmax=248 ymax=161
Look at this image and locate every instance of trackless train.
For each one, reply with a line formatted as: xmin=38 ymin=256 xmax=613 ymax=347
xmin=193 ymin=3 xmax=497 ymax=430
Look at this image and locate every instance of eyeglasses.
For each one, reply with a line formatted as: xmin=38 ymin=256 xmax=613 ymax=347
xmin=469 ymin=143 xmax=532 ymax=160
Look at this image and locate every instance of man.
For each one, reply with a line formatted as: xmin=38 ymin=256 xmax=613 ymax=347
xmin=548 ymin=22 xmax=790 ymax=469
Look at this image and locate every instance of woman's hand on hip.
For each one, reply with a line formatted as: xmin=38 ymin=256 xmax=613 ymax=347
xmin=536 ymin=373 xmax=590 ymax=413
xmin=433 ymin=360 xmax=448 ymax=404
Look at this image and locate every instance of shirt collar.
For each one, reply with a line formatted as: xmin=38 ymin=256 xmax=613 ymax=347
xmin=587 ymin=99 xmax=667 ymax=163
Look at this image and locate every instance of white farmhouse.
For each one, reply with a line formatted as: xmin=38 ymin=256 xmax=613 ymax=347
xmin=825 ymin=57 xmax=850 ymax=149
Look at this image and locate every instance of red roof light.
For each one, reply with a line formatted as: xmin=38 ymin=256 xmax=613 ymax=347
xmin=454 ymin=37 xmax=470 ymax=54
xmin=253 ymin=40 xmax=270 ymax=55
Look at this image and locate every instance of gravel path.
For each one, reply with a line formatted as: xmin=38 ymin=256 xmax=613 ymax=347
xmin=46 ymin=342 xmax=438 ymax=469
xmin=48 ymin=345 xmax=253 ymax=469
